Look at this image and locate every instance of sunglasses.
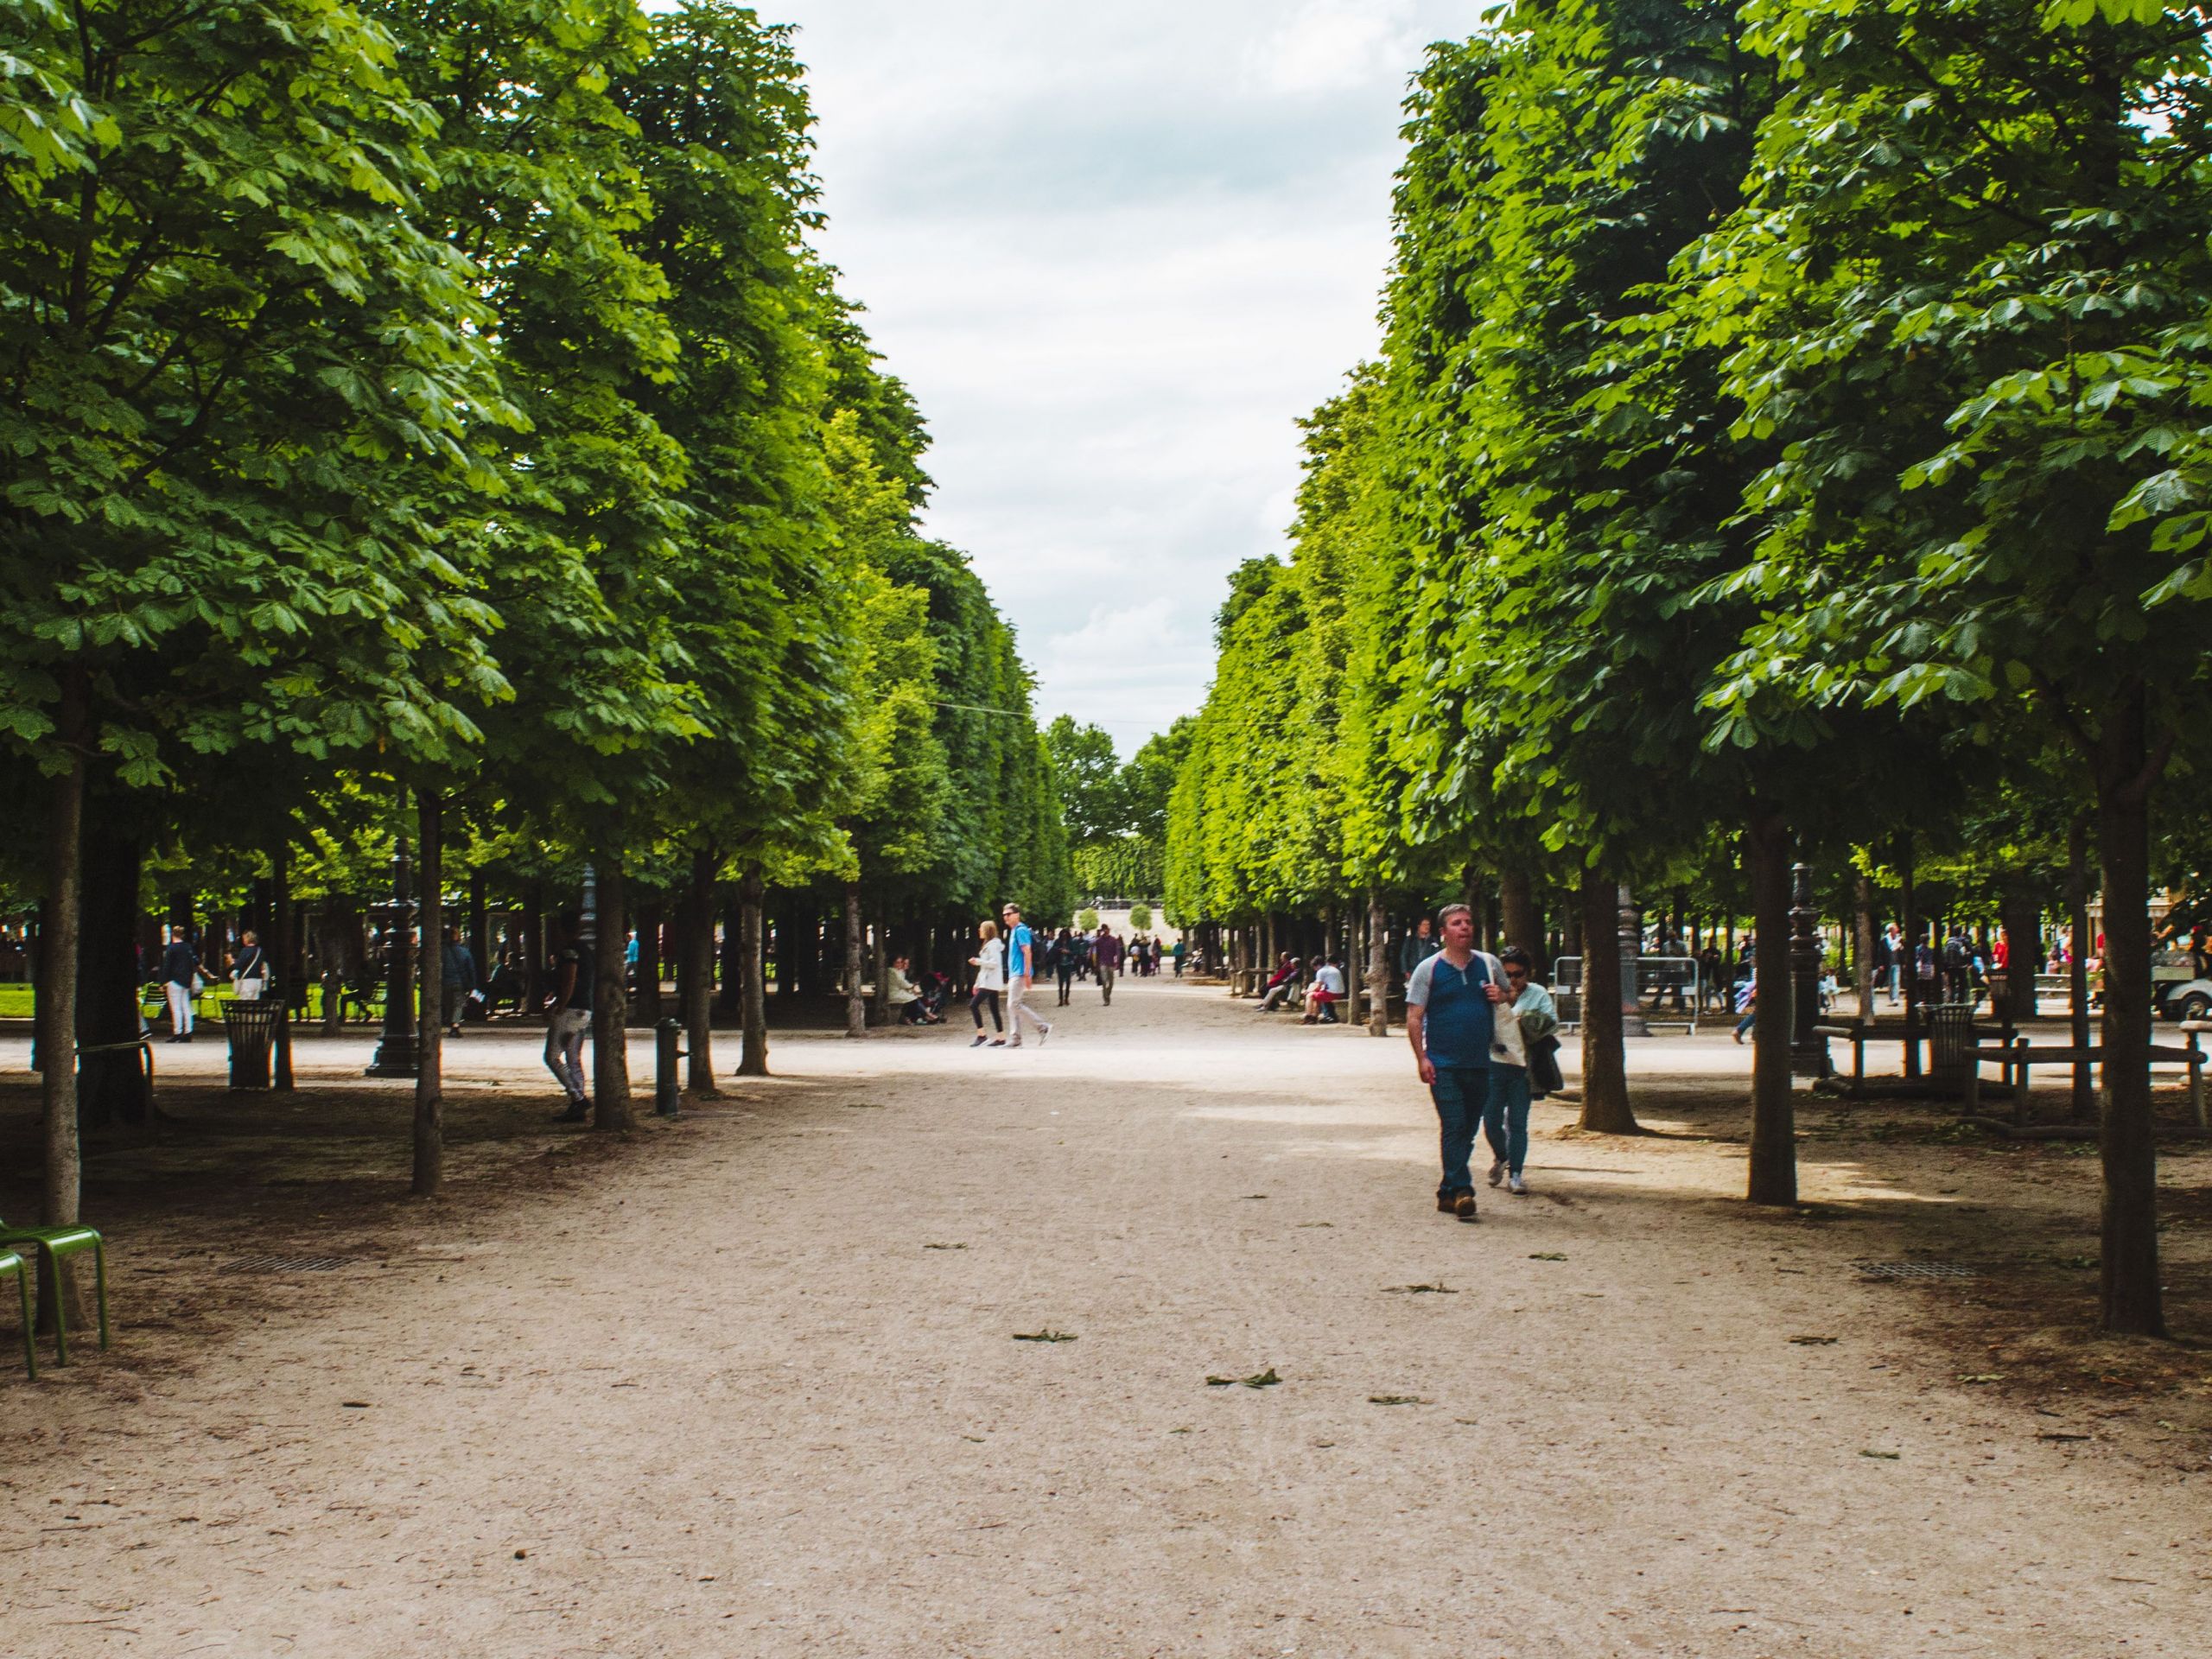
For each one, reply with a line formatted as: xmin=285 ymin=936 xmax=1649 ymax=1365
xmin=1504 ymin=968 xmax=1529 ymax=979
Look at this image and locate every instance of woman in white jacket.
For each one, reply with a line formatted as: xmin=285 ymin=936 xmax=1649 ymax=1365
xmin=969 ymin=920 xmax=1007 ymax=1047
xmin=1484 ymin=946 xmax=1558 ymax=1195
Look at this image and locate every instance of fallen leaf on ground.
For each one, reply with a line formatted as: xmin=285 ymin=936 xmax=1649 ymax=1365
xmin=1384 ymin=1281 xmax=1458 ymax=1294
xmin=1789 ymin=1336 xmax=1839 ymax=1345
xmin=1369 ymin=1395 xmax=1427 ymax=1406
xmin=1859 ymin=1450 xmax=1900 ymax=1459
xmin=923 ymin=1243 xmax=967 ymax=1250
xmin=1959 ymin=1373 xmax=2006 ymax=1384
xmin=1206 ymin=1368 xmax=1281 ymax=1389
xmin=1529 ymin=1252 xmax=1568 ymax=1262
xmin=1013 ymin=1330 xmax=1077 ymax=1343
xmin=2037 ymin=1432 xmax=2091 ymax=1443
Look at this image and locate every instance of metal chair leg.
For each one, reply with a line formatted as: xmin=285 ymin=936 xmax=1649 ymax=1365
xmin=41 ymin=1249 xmax=67 ymax=1368
xmin=3 ymin=1256 xmax=32 ymax=1380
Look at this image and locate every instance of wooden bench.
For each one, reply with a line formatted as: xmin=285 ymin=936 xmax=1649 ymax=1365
xmin=1964 ymin=1037 xmax=2207 ymax=1128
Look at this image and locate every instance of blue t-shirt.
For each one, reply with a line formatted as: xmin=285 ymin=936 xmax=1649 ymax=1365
xmin=1405 ymin=950 xmax=1499 ymax=1069
xmin=1007 ymin=923 xmax=1034 ymax=978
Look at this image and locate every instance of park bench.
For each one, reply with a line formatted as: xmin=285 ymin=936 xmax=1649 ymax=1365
xmin=1963 ymin=1036 xmax=2209 ymax=1128
xmin=0 ymin=1214 xmax=109 ymax=1368
xmin=1815 ymin=1004 xmax=1990 ymax=1096
xmin=1814 ymin=1020 xmax=1928 ymax=1095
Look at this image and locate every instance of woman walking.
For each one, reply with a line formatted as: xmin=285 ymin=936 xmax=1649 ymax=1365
xmin=1053 ymin=925 xmax=1078 ymax=1006
xmin=969 ymin=919 xmax=1007 ymax=1047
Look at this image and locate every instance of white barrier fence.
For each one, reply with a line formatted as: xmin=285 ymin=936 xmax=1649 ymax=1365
xmin=1549 ymin=955 xmax=1710 ymax=1034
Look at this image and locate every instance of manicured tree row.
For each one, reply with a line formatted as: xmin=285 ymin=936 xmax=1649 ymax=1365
xmin=1164 ymin=0 xmax=2212 ymax=1334
xmin=0 ymin=1 xmax=1068 ymax=1251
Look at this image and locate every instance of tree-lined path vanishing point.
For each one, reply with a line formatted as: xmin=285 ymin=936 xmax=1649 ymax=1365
xmin=3 ymin=980 xmax=2207 ymax=1658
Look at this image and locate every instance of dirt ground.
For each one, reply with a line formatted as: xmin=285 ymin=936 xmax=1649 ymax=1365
xmin=3 ymin=976 xmax=2209 ymax=1657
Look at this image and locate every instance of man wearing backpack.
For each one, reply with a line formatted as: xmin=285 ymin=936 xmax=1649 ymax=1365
xmin=1404 ymin=904 xmax=1508 ymax=1222
xmin=1942 ymin=927 xmax=1974 ymax=1003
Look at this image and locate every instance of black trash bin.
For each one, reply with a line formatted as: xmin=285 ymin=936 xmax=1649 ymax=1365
xmin=1926 ymin=1001 xmax=1977 ymax=1093
xmin=224 ymin=999 xmax=283 ymax=1090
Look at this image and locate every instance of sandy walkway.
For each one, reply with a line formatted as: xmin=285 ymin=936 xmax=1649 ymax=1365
xmin=3 ymin=977 xmax=2208 ymax=1656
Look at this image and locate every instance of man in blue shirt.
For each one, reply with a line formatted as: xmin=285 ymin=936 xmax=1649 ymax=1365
xmin=999 ymin=903 xmax=1053 ymax=1048
xmin=1404 ymin=903 xmax=1507 ymax=1221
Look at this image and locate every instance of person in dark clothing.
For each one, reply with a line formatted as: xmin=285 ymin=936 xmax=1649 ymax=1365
xmin=1053 ymin=926 xmax=1077 ymax=1006
xmin=1093 ymin=925 xmax=1124 ymax=1004
xmin=544 ymin=912 xmax=594 ymax=1122
xmin=441 ymin=926 xmax=479 ymax=1035
xmin=230 ymin=931 xmax=270 ymax=1001
xmin=160 ymin=927 xmax=201 ymax=1042
xmin=1399 ymin=916 xmax=1440 ymax=981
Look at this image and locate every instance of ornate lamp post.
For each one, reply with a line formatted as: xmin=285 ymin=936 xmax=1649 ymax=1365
xmin=365 ymin=823 xmax=418 ymax=1078
xmin=1789 ymin=861 xmax=1829 ymax=1078
xmin=1618 ymin=884 xmax=1650 ymax=1039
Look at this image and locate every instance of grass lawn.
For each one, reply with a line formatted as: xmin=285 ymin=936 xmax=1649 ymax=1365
xmin=0 ymin=982 xmax=344 ymax=1021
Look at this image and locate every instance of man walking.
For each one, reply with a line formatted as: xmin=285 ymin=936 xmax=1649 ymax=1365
xmin=1404 ymin=904 xmax=1507 ymax=1221
xmin=1001 ymin=904 xmax=1052 ymax=1047
xmin=161 ymin=926 xmax=200 ymax=1042
xmin=1399 ymin=914 xmax=1440 ymax=982
xmin=442 ymin=925 xmax=478 ymax=1036
xmin=1093 ymin=923 xmax=1123 ymax=1005
xmin=544 ymin=911 xmax=594 ymax=1122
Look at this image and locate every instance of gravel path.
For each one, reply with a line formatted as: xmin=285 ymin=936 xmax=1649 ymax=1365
xmin=3 ymin=976 xmax=2207 ymax=1656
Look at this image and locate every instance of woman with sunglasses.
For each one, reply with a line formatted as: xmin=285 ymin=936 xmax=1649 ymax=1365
xmin=1485 ymin=946 xmax=1558 ymax=1195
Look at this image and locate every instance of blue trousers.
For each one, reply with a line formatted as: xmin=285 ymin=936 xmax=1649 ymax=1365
xmin=1429 ymin=1065 xmax=1491 ymax=1194
xmin=1484 ymin=1065 xmax=1531 ymax=1174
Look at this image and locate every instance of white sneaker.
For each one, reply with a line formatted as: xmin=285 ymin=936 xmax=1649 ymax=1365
xmin=1508 ymin=1173 xmax=1528 ymax=1196
xmin=1039 ymin=1023 xmax=1052 ymax=1046
xmin=1487 ymin=1158 xmax=1505 ymax=1188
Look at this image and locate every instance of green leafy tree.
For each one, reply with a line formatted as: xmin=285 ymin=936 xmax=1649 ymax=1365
xmin=1693 ymin=0 xmax=2212 ymax=1332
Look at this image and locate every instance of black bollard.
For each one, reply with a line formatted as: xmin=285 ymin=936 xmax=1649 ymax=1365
xmin=655 ymin=1017 xmax=683 ymax=1117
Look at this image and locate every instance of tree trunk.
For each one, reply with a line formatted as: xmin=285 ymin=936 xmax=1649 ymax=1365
xmin=1365 ymin=891 xmax=1389 ymax=1037
xmin=2094 ymin=686 xmax=2165 ymax=1337
xmin=522 ymin=881 xmax=546 ymax=1012
xmin=869 ymin=915 xmax=890 ymax=1027
xmin=1577 ymin=866 xmax=1637 ymax=1132
xmin=273 ymin=842 xmax=296 ymax=1091
xmin=739 ymin=868 xmax=768 ymax=1077
xmin=632 ymin=899 xmax=663 ymax=1026
xmin=467 ymin=868 xmax=489 ymax=999
xmin=2069 ymin=811 xmax=2095 ymax=1123
xmin=843 ymin=882 xmax=866 ymax=1038
xmin=1899 ymin=838 xmax=1922 ymax=1079
xmin=1501 ymin=864 xmax=1539 ymax=959
xmin=413 ymin=790 xmax=444 ymax=1197
xmin=1853 ymin=867 xmax=1877 ymax=1022
xmin=75 ymin=822 xmax=149 ymax=1128
xmin=1999 ymin=873 xmax=2044 ymax=1022
xmin=684 ymin=849 xmax=720 ymax=1094
xmin=1745 ymin=810 xmax=1796 ymax=1205
xmin=593 ymin=860 xmax=631 ymax=1130
xmin=38 ymin=672 xmax=88 ymax=1331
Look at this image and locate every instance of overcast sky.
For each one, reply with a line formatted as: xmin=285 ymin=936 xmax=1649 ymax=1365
xmin=766 ymin=2 xmax=1473 ymax=756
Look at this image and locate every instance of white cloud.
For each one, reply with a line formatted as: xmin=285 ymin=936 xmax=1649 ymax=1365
xmin=768 ymin=0 xmax=1472 ymax=755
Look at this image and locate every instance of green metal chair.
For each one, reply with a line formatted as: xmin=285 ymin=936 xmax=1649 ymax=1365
xmin=0 ymin=1217 xmax=108 ymax=1365
xmin=0 ymin=1249 xmax=33 ymax=1379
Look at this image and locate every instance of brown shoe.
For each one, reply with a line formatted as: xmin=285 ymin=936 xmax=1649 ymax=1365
xmin=1436 ymin=1192 xmax=1458 ymax=1215
xmin=1454 ymin=1192 xmax=1478 ymax=1223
